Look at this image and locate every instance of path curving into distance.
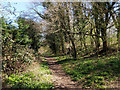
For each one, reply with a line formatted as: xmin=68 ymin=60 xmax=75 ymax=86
xmin=43 ymin=57 xmax=82 ymax=89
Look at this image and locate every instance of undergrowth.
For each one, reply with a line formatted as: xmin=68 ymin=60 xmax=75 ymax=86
xmin=3 ymin=62 xmax=54 ymax=89
xmin=56 ymin=54 xmax=120 ymax=88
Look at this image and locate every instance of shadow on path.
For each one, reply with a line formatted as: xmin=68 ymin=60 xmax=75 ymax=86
xmin=42 ymin=57 xmax=82 ymax=89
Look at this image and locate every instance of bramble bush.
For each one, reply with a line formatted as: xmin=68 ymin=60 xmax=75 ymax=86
xmin=2 ymin=17 xmax=35 ymax=75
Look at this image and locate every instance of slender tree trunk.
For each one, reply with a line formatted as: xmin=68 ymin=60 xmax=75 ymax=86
xmin=112 ymin=14 xmax=120 ymax=53
xmin=117 ymin=27 xmax=120 ymax=52
xmin=94 ymin=15 xmax=100 ymax=55
xmin=66 ymin=4 xmax=77 ymax=59
xmin=95 ymin=36 xmax=100 ymax=55
xmin=61 ymin=34 xmax=65 ymax=54
xmin=90 ymin=36 xmax=94 ymax=48
xmin=66 ymin=32 xmax=77 ymax=59
xmin=103 ymin=39 xmax=107 ymax=52
xmin=101 ymin=28 xmax=107 ymax=53
xmin=70 ymin=36 xmax=77 ymax=59
xmin=83 ymin=36 xmax=87 ymax=50
xmin=117 ymin=15 xmax=120 ymax=52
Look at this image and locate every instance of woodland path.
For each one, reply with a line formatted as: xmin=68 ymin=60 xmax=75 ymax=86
xmin=42 ymin=56 xmax=82 ymax=89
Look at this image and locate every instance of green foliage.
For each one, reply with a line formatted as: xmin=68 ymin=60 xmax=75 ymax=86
xmin=45 ymin=33 xmax=62 ymax=55
xmin=5 ymin=71 xmax=53 ymax=89
xmin=3 ymin=60 xmax=54 ymax=89
xmin=18 ymin=17 xmax=42 ymax=52
xmin=2 ymin=43 xmax=35 ymax=75
xmin=14 ymin=18 xmax=32 ymax=45
xmin=1 ymin=17 xmax=35 ymax=75
xmin=57 ymin=55 xmax=120 ymax=88
xmin=1 ymin=17 xmax=53 ymax=89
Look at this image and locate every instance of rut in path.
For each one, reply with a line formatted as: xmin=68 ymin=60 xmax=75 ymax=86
xmin=44 ymin=57 xmax=82 ymax=89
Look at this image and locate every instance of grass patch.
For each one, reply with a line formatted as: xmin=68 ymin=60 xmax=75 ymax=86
xmin=52 ymin=55 xmax=67 ymax=60
xmin=3 ymin=62 xmax=54 ymax=89
xmin=58 ymin=55 xmax=120 ymax=88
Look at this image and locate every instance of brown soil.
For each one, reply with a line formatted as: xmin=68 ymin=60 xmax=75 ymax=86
xmin=42 ymin=57 xmax=82 ymax=89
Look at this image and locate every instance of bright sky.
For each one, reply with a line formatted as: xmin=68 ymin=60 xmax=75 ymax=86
xmin=0 ymin=0 xmax=33 ymax=2
xmin=1 ymin=2 xmax=33 ymax=18
xmin=1 ymin=1 xmax=44 ymax=26
xmin=10 ymin=2 xmax=30 ymax=12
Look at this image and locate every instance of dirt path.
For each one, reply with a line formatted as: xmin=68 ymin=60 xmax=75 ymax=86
xmin=43 ymin=57 xmax=82 ymax=89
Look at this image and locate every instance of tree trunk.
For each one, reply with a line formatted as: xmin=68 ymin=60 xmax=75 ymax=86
xmin=67 ymin=33 xmax=77 ymax=59
xmin=117 ymin=27 xmax=120 ymax=52
xmin=112 ymin=14 xmax=120 ymax=53
xmin=94 ymin=14 xmax=100 ymax=55
xmin=103 ymin=39 xmax=107 ymax=52
xmin=61 ymin=34 xmax=65 ymax=54
xmin=95 ymin=35 xmax=100 ymax=55
xmin=70 ymin=37 xmax=77 ymax=59
xmin=90 ymin=36 xmax=94 ymax=48
xmin=101 ymin=28 xmax=107 ymax=53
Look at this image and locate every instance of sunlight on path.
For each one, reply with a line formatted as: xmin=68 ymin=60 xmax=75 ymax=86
xmin=43 ymin=57 xmax=82 ymax=89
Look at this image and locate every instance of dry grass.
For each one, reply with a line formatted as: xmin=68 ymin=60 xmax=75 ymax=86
xmin=26 ymin=61 xmax=52 ymax=83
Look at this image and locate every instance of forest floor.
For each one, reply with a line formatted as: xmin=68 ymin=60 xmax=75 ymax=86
xmin=41 ymin=56 xmax=82 ymax=89
xmin=3 ymin=54 xmax=120 ymax=89
xmin=41 ymin=54 xmax=120 ymax=89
